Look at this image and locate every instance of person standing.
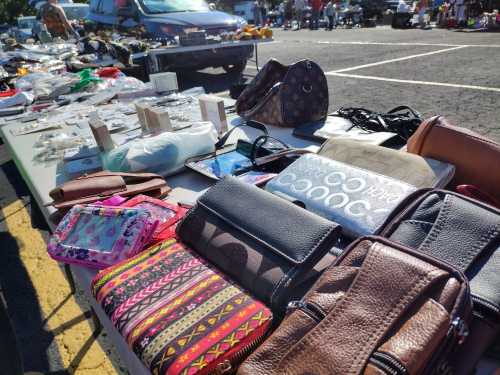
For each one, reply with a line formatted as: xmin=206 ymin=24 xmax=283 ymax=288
xmin=37 ymin=0 xmax=77 ymax=39
xmin=253 ymin=0 xmax=263 ymax=25
xmin=283 ymin=0 xmax=294 ymax=29
xmin=417 ymin=0 xmax=428 ymax=27
xmin=325 ymin=0 xmax=336 ymax=29
xmin=310 ymin=0 xmax=323 ymax=29
xmin=294 ymin=0 xmax=306 ymax=29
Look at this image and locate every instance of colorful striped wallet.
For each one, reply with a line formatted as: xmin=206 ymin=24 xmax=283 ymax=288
xmin=91 ymin=240 xmax=273 ymax=375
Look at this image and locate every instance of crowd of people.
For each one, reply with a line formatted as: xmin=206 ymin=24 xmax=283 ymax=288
xmin=252 ymin=0 xmax=365 ymax=30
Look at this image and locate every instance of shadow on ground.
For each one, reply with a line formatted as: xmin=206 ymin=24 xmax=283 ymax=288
xmin=0 ymin=160 xmax=126 ymax=374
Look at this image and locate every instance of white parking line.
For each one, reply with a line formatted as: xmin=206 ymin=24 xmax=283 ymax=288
xmin=317 ymin=41 xmax=500 ymax=48
xmin=327 ymin=72 xmax=500 ymax=92
xmin=328 ymin=46 xmax=467 ymax=73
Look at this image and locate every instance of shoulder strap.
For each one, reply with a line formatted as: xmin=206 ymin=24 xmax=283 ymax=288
xmin=280 ymin=241 xmax=448 ymax=375
xmin=418 ymin=193 xmax=500 ymax=272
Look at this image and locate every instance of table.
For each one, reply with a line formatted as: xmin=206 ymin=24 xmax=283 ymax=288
xmin=0 ymin=108 xmax=317 ymax=375
xmin=135 ymin=39 xmax=274 ymax=73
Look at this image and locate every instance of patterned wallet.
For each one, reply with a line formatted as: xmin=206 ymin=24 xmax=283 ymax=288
xmin=47 ymin=205 xmax=157 ymax=269
xmin=92 ymin=240 xmax=273 ymax=375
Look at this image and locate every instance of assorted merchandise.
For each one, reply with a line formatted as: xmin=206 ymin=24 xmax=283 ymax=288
xmin=4 ymin=53 xmax=493 ymax=374
xmin=236 ymin=59 xmax=329 ymax=128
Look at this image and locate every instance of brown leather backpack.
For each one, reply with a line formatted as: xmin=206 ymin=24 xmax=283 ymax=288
xmin=239 ymin=237 xmax=471 ymax=375
xmin=236 ymin=59 xmax=329 ymax=128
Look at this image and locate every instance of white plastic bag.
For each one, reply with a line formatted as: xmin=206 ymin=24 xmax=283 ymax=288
xmin=102 ymin=121 xmax=218 ymax=176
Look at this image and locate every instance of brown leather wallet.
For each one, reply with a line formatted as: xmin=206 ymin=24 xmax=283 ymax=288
xmin=238 ymin=237 xmax=471 ymax=375
xmin=407 ymin=116 xmax=500 ymax=204
xmin=48 ymin=171 xmax=170 ymax=210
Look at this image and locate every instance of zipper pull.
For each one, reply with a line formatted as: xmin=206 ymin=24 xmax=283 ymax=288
xmin=286 ymin=300 xmax=306 ymax=314
xmin=449 ymin=317 xmax=469 ymax=345
xmin=214 ymin=360 xmax=232 ymax=375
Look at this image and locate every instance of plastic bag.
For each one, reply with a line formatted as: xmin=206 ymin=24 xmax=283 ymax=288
xmin=101 ymin=122 xmax=218 ymax=176
xmin=71 ymin=68 xmax=102 ymax=93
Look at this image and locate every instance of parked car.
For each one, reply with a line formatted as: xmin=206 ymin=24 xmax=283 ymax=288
xmin=88 ymin=0 xmax=252 ymax=74
xmin=11 ymin=16 xmax=38 ymax=41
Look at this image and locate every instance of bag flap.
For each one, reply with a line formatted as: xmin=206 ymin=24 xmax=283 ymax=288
xmin=177 ymin=176 xmax=340 ymax=266
xmin=50 ymin=175 xmax=126 ymax=202
xmin=386 ymin=190 xmax=500 ymax=317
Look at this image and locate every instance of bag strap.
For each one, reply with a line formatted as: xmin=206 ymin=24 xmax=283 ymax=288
xmin=214 ymin=120 xmax=268 ymax=149
xmin=280 ymin=241 xmax=449 ymax=375
xmin=418 ymin=193 xmax=500 ymax=272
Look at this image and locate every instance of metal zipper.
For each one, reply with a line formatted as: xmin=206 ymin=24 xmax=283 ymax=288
xmin=210 ymin=325 xmax=269 ymax=375
xmin=370 ymin=352 xmax=408 ymax=375
xmin=286 ymin=300 xmax=327 ymax=323
xmin=471 ymin=295 xmax=500 ymax=316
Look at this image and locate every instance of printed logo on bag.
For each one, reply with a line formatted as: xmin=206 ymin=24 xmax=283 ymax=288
xmin=266 ymin=154 xmax=416 ymax=235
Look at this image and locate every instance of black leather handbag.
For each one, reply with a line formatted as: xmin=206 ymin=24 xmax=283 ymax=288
xmin=380 ymin=189 xmax=500 ymax=375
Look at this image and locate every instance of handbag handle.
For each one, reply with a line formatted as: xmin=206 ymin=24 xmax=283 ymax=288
xmin=214 ymin=120 xmax=268 ymax=150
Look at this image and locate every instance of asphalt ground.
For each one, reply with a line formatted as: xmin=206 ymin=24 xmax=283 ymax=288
xmin=0 ymin=26 xmax=499 ymax=374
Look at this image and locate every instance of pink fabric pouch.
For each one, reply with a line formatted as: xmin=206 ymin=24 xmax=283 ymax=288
xmin=47 ymin=205 xmax=158 ymax=269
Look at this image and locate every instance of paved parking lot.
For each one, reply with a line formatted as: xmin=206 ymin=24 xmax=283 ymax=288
xmin=1 ymin=26 xmax=499 ymax=375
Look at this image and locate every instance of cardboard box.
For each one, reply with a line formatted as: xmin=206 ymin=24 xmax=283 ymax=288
xmin=149 ymin=72 xmax=179 ymax=93
xmin=199 ymin=95 xmax=228 ymax=135
xmin=89 ymin=112 xmax=114 ymax=152
xmin=145 ymin=107 xmax=172 ymax=135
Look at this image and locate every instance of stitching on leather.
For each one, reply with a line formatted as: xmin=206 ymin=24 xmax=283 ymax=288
xmin=418 ymin=194 xmax=453 ymax=256
xmin=401 ymin=220 xmax=434 ymax=230
xmin=458 ymin=222 xmax=500 ymax=270
xmin=349 ymin=271 xmax=436 ymax=374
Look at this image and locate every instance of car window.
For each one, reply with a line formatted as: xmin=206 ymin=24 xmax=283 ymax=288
xmin=101 ymin=0 xmax=116 ymax=15
xmin=64 ymin=6 xmax=90 ymax=20
xmin=89 ymin=0 xmax=100 ymax=12
xmin=139 ymin=0 xmax=209 ymax=14
xmin=18 ymin=18 xmax=37 ymax=29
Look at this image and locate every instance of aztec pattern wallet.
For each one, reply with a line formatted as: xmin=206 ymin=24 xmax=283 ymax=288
xmin=47 ymin=205 xmax=157 ymax=268
xmin=91 ymin=239 xmax=273 ymax=375
xmin=265 ymin=154 xmax=417 ymax=237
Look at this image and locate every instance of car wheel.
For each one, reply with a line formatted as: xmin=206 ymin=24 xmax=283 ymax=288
xmin=222 ymin=61 xmax=247 ymax=75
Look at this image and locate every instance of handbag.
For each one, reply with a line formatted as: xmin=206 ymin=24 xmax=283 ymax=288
xmin=91 ymin=239 xmax=273 ymax=375
xmin=235 ymin=59 xmax=329 ymax=128
xmin=265 ymin=153 xmax=417 ymax=238
xmin=318 ymin=138 xmax=455 ymax=189
xmin=407 ymin=115 xmax=500 ymax=204
xmin=380 ymin=189 xmax=500 ymax=374
xmin=238 ymin=237 xmax=471 ymax=375
xmin=176 ymin=176 xmax=341 ymax=312
xmin=47 ymin=205 xmax=157 ymax=268
xmin=48 ymin=171 xmax=170 ymax=211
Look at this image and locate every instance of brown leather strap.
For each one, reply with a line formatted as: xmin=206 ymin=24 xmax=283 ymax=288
xmin=280 ymin=241 xmax=448 ymax=375
xmin=76 ymin=171 xmax=162 ymax=180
